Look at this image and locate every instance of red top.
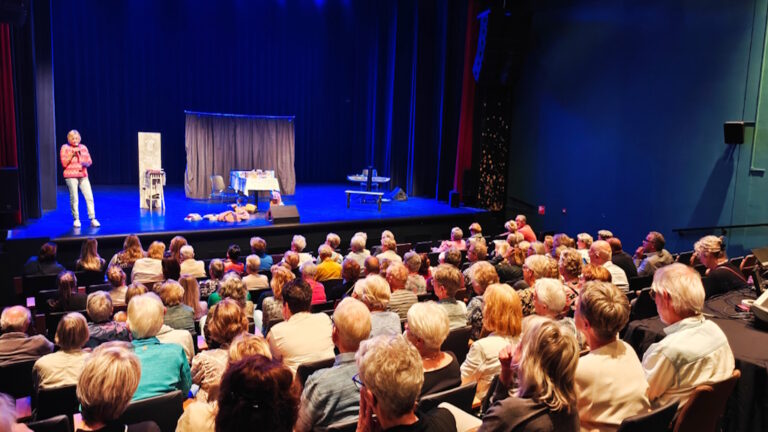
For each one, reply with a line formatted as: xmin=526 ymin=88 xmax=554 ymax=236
xmin=306 ymin=278 xmax=327 ymax=304
xmin=519 ymin=224 xmax=537 ymax=243
xmin=60 ymin=144 xmax=92 ymax=178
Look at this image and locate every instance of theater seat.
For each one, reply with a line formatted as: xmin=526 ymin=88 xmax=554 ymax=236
xmin=296 ymin=357 xmax=336 ymax=388
xmin=617 ymin=400 xmax=678 ymax=432
xmin=118 ymin=390 xmax=184 ymax=432
xmin=418 ymin=381 xmax=477 ymax=414
xmin=0 ymin=359 xmax=36 ymax=398
xmin=325 ymin=417 xmax=358 ymax=432
xmin=440 ymin=326 xmax=472 ymax=365
xmin=672 ymin=370 xmax=740 ymax=432
xmin=25 ymin=414 xmax=71 ymax=432
xmin=33 ymin=385 xmax=79 ymax=422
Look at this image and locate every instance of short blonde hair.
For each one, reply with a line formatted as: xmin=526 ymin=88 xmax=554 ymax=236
xmin=180 ymin=245 xmax=195 ymax=260
xmin=318 ymin=244 xmax=333 ymax=259
xmin=77 ymin=343 xmax=141 ymax=425
xmin=326 ymin=233 xmax=341 ymax=249
xmin=525 ymin=255 xmax=558 ymax=279
xmin=577 ymin=233 xmax=593 ymax=248
xmin=558 ymin=248 xmax=583 ymax=280
xmin=67 ymin=129 xmax=81 ymax=140
xmin=106 ymin=266 xmax=126 ymax=288
xmin=359 ymin=275 xmax=391 ymax=310
xmin=694 ymin=235 xmax=725 ymax=260
xmin=433 ymin=264 xmax=462 ymax=296
xmin=270 ymin=265 xmax=295 ymax=299
xmin=517 ymin=319 xmax=578 ymax=413
xmin=403 ymin=251 xmax=422 ymax=272
xmin=578 ymin=281 xmax=629 ymax=342
xmin=159 ymin=279 xmax=184 ymax=306
xmin=350 ymin=235 xmax=366 ymax=252
xmin=483 ymin=284 xmax=522 ymax=337
xmin=219 ymin=275 xmax=247 ymax=307
xmin=207 ymin=299 xmax=248 ymax=346
xmin=534 ymin=279 xmax=567 ymax=318
xmin=147 ymin=241 xmax=165 ymax=260
xmin=55 ymin=312 xmax=89 ymax=350
xmin=407 ymin=302 xmax=449 ymax=352
xmin=469 ymin=261 xmax=499 ymax=293
xmin=250 ymin=236 xmax=267 ymax=254
xmin=382 ymin=237 xmax=397 ymax=251
xmin=284 ymin=251 xmax=300 ymax=268
xmin=450 ymin=227 xmax=464 ymax=240
xmin=292 ymin=235 xmax=307 ymax=252
xmin=209 ymin=259 xmax=225 ymax=279
xmin=356 ymin=335 xmax=423 ymax=418
xmin=228 ymin=333 xmax=272 ymax=362
xmin=333 ymin=298 xmax=372 ymax=350
xmin=469 ymin=222 xmax=482 ymax=234
xmin=385 ymin=262 xmax=409 ymax=287
xmin=582 ymin=264 xmax=612 ymax=283
xmin=651 ymin=263 xmax=705 ymax=316
xmin=245 ymin=254 xmax=261 ymax=273
xmin=127 ymin=293 xmax=164 ymax=339
xmin=87 ymin=291 xmax=113 ymax=323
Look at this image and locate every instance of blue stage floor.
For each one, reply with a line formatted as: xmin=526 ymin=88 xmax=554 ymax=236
xmin=8 ymin=184 xmax=486 ymax=241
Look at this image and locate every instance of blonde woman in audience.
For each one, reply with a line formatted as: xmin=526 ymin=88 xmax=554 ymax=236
xmin=77 ymin=343 xmax=159 ymax=431
xmin=466 ymin=261 xmax=500 ymax=340
xmin=260 ymin=265 xmax=295 ymax=332
xmin=85 ymin=291 xmax=130 ymax=348
xmin=576 ymin=233 xmax=593 ymax=264
xmin=290 ymin=234 xmax=314 ymax=266
xmin=437 ymin=227 xmax=467 ymax=252
xmin=517 ymin=254 xmax=560 ymax=315
xmin=199 ymin=259 xmax=225 ymax=298
xmin=108 ymin=234 xmax=145 ymax=270
xmin=403 ymin=251 xmax=427 ymax=294
xmin=693 ymin=235 xmax=749 ymax=297
xmin=179 ymin=245 xmax=206 ymax=278
xmin=131 ymin=241 xmax=165 ymax=284
xmin=406 ymin=302 xmax=461 ymax=397
xmin=193 ymin=299 xmax=249 ymax=402
xmin=559 ymin=248 xmax=583 ymax=298
xmin=159 ymin=279 xmax=196 ymax=335
xmin=533 ymin=278 xmax=584 ymax=349
xmin=575 ymin=281 xmax=650 ymax=431
xmin=479 ymin=319 xmax=579 ymax=431
xmin=113 ymin=282 xmax=147 ymax=322
xmin=180 ymin=275 xmax=207 ymax=320
xmin=357 ymin=275 xmax=400 ymax=337
xmin=242 ymin=254 xmax=269 ymax=291
xmin=461 ymin=283 xmax=522 ymax=400
xmin=106 ymin=265 xmax=128 ymax=306
xmin=75 ymin=237 xmax=106 ymax=271
xmin=33 ymin=312 xmax=89 ymax=390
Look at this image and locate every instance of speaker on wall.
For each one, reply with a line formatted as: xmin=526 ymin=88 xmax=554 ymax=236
xmin=724 ymin=122 xmax=745 ymax=145
xmin=267 ymin=205 xmax=300 ymax=224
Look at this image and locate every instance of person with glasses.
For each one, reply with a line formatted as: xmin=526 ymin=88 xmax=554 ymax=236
xmin=295 ymin=298 xmax=371 ymax=431
xmin=355 ymin=334 xmax=457 ymax=431
xmin=633 ymin=231 xmax=674 ymax=277
xmin=642 ymin=263 xmax=734 ymax=409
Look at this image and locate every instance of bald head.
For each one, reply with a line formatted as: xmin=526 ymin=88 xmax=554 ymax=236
xmin=589 ymin=240 xmax=613 ymax=265
xmin=364 ymin=256 xmax=380 ymax=275
xmin=1 ymin=306 xmax=32 ymax=333
xmin=386 ymin=262 xmax=409 ymax=291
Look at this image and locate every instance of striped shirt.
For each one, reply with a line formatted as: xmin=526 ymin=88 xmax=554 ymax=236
xmin=388 ymin=290 xmax=417 ymax=321
xmin=295 ymin=352 xmax=360 ymax=431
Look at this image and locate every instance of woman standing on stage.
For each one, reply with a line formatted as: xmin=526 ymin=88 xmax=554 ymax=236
xmin=60 ymin=129 xmax=99 ymax=228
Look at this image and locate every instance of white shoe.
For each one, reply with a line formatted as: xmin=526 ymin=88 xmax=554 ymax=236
xmin=73 ymin=220 xmax=81 ymax=228
xmin=90 ymin=218 xmax=101 ymax=227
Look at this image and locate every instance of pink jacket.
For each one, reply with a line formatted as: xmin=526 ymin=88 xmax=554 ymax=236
xmin=60 ymin=144 xmax=92 ymax=178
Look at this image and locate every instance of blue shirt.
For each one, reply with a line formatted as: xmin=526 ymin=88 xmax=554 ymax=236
xmin=132 ymin=337 xmax=191 ymax=401
xmin=258 ymin=253 xmax=274 ymax=271
xmin=295 ymin=352 xmax=360 ymax=431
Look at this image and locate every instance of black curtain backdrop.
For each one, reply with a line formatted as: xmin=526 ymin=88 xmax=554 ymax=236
xmin=51 ymin=0 xmax=467 ymax=198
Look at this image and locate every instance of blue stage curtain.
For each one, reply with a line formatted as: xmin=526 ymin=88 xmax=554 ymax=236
xmin=51 ymin=0 xmax=467 ymax=198
xmin=184 ymin=112 xmax=296 ymax=199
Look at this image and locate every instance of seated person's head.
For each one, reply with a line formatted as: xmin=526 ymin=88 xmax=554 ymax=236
xmin=291 ymin=235 xmax=307 ymax=253
xmin=124 ymin=282 xmax=147 ymax=307
xmin=558 ymin=248 xmax=583 ymax=282
xmin=55 ymin=312 xmax=89 ymax=351
xmin=469 ymin=261 xmax=499 ymax=295
xmin=577 ymin=233 xmax=594 ymax=250
xmin=533 ymin=279 xmax=567 ymax=319
xmin=576 ymin=281 xmax=629 ymax=344
xmin=317 ymin=244 xmax=333 ymax=261
xmin=209 ymin=259 xmax=225 ymax=280
xmin=418 ymin=253 xmax=430 ymax=275
xmin=443 ymin=248 xmax=462 ymax=268
xmin=147 ymin=241 xmax=166 ymax=260
xmin=381 ymin=237 xmax=397 ymax=252
xmin=597 ymin=230 xmax=613 ymax=241
xmin=246 ymin=255 xmax=262 ymax=275
xmin=250 ymin=236 xmax=267 ymax=255
xmin=516 ymin=319 xmax=578 ymax=412
xmin=350 ymin=235 xmax=366 ymax=253
xmin=77 ymin=342 xmax=141 ymax=428
xmin=227 ymin=244 xmax=241 ymax=263
xmin=607 ymin=237 xmax=623 ymax=254
xmin=433 ymin=264 xmax=462 ymax=299
xmin=0 ymin=305 xmax=32 ymax=334
xmin=358 ymin=275 xmax=391 ymax=311
xmin=385 ymin=262 xmax=408 ymax=291
xmin=87 ymin=291 xmax=114 ymax=324
xmin=270 ymin=265 xmax=296 ymax=300
xmin=207 ymin=299 xmax=249 ymax=347
xmin=651 ymin=263 xmax=705 ymax=324
xmin=483 ymin=284 xmax=522 ymax=337
xmin=38 ymin=242 xmax=57 ymax=262
xmin=217 ymin=356 xmax=299 ymax=432
xmin=228 ymin=333 xmax=272 ymax=363
xmin=179 ymin=245 xmax=195 ymax=262
xmin=356 ymin=335 xmax=423 ymax=422
xmin=332 ymin=298 xmax=371 ymax=352
xmin=468 ymin=242 xmax=488 ymax=262
xmin=341 ymin=258 xmax=361 ymax=282
xmin=284 ymin=251 xmax=300 ymax=270
xmin=523 ymin=255 xmax=558 ymax=285
xmin=325 ymin=233 xmax=341 ymax=249
xmin=469 ymin=222 xmax=482 ymax=236
xmin=57 ymin=271 xmax=78 ymax=298
xmin=219 ymin=275 xmax=248 ymax=308
xmin=381 ymin=230 xmax=394 ymax=242
xmin=364 ymin=256 xmax=380 ymax=275
xmin=300 ymin=261 xmax=318 ymax=281
xmin=159 ymin=280 xmax=184 ymax=307
xmin=126 ymin=293 xmax=164 ymax=340
xmin=282 ymin=279 xmax=313 ymax=316
xmin=528 ymin=241 xmax=546 ymax=256
xmin=106 ymin=265 xmax=126 ymax=288
xmin=581 ymin=264 xmax=612 ymax=284
xmin=450 ymin=227 xmax=464 ymax=241
xmin=403 ymin=251 xmax=421 ymax=274
xmin=406 ymin=302 xmax=449 ymax=356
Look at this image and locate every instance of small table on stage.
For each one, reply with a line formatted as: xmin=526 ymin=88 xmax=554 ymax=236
xmin=623 ymin=288 xmax=768 ymax=432
xmin=230 ymin=171 xmax=280 ymax=211
xmin=346 ymin=174 xmax=391 ymax=191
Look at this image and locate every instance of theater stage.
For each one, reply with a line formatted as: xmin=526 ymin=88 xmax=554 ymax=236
xmin=4 ymin=184 xmax=495 ymax=270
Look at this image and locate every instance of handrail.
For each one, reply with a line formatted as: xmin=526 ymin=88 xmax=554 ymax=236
xmin=673 ymin=223 xmax=768 ymax=235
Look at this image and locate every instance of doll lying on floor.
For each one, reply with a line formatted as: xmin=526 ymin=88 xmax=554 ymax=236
xmin=185 ymin=203 xmax=257 ymax=223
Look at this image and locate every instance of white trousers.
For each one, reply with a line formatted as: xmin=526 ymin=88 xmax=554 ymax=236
xmin=64 ymin=177 xmax=96 ymax=220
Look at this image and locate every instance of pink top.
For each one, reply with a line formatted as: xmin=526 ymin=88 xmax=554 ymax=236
xmin=306 ymin=278 xmax=327 ymax=304
xmin=60 ymin=144 xmax=92 ymax=178
xmin=519 ymin=224 xmax=537 ymax=243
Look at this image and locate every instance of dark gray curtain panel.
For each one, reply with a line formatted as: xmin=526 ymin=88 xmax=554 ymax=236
xmin=184 ymin=112 xmax=296 ymax=199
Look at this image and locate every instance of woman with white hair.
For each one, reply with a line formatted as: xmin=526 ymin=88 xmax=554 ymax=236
xmin=403 ymin=251 xmax=427 ymax=294
xmin=356 ymin=275 xmax=401 ymax=337
xmin=290 ymin=235 xmax=314 ymax=266
xmin=479 ymin=319 xmax=580 ymax=431
xmin=406 ymin=302 xmax=461 ymax=397
xmin=179 ymin=245 xmax=206 ymax=278
xmin=346 ymin=234 xmax=370 ymax=270
xmin=437 ymin=227 xmax=467 ymax=252
xmin=33 ymin=312 xmax=90 ymax=389
xmin=85 ymin=291 xmax=130 ymax=348
xmin=300 ymin=261 xmax=327 ymax=304
xmin=532 ymin=278 xmax=568 ymax=319
xmin=694 ymin=235 xmax=748 ymax=297
xmin=243 ymin=254 xmax=269 ymax=291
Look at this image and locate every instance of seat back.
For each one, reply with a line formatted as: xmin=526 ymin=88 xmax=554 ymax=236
xmin=296 ymin=357 xmax=336 ymax=388
xmin=86 ymin=283 xmax=111 ymax=295
xmin=23 ymin=274 xmax=59 ymax=296
xmin=396 ymin=243 xmax=412 ymax=257
xmin=676 ymin=251 xmax=694 ymax=265
xmin=628 ymin=276 xmax=654 ymax=292
xmin=418 ymin=382 xmax=477 ymax=413
xmin=617 ymin=400 xmax=678 ymax=432
xmin=326 ymin=417 xmax=358 ymax=432
xmin=119 ymin=390 xmax=184 ymax=432
xmin=440 ymin=326 xmax=472 ymax=365
xmin=77 ymin=270 xmax=106 ymax=287
xmin=46 ymin=311 xmax=86 ymax=340
xmin=672 ymin=369 xmax=741 ymax=432
xmin=25 ymin=414 xmax=71 ymax=432
xmin=0 ymin=359 xmax=37 ymax=398
xmin=34 ymin=290 xmax=59 ymax=314
xmin=34 ymin=385 xmax=79 ymax=422
xmin=310 ymin=300 xmax=336 ymax=314
xmin=629 ymin=288 xmax=658 ymax=321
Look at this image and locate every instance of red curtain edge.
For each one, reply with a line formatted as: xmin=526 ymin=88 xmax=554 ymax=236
xmin=453 ymin=0 xmax=479 ymax=195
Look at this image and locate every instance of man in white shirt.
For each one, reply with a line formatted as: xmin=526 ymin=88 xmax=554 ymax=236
xmin=642 ymin=263 xmax=735 ymax=409
xmin=376 ymin=237 xmax=402 ymax=264
xmin=589 ymin=240 xmax=629 ymax=292
xmin=179 ymin=245 xmax=206 ymax=278
xmin=267 ymin=279 xmax=334 ymax=373
xmin=575 ymin=281 xmax=650 ymax=431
